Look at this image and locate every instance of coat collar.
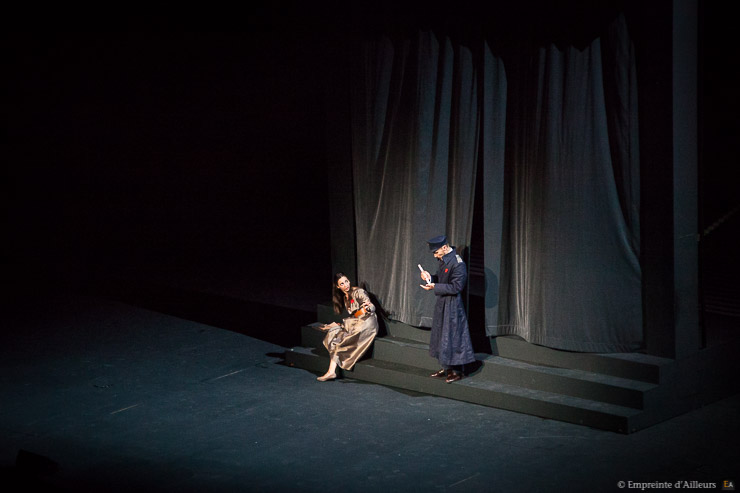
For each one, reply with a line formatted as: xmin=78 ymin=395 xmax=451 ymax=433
xmin=439 ymin=247 xmax=458 ymax=264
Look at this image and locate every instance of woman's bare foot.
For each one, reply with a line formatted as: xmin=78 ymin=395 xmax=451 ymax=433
xmin=317 ymin=359 xmax=338 ymax=381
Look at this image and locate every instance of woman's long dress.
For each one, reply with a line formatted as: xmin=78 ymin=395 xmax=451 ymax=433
xmin=322 ymin=288 xmax=378 ymax=370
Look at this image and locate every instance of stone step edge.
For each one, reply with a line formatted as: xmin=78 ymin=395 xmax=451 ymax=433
xmin=305 ymin=323 xmax=662 ymax=386
xmin=306 ymin=320 xmax=669 ymax=376
xmin=372 ymin=338 xmax=653 ymax=410
xmin=373 ymin=335 xmax=657 ymax=393
xmin=285 ymin=346 xmax=640 ymax=434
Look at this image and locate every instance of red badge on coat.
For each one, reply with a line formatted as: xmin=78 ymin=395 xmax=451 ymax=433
xmin=445 ymin=268 xmax=449 ymax=273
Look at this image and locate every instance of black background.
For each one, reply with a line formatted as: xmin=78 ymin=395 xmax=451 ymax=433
xmin=6 ymin=4 xmax=737 ymax=319
xmin=7 ymin=29 xmax=333 ymax=304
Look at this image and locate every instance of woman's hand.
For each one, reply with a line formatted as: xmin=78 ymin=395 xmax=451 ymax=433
xmin=361 ymin=301 xmax=372 ymax=312
xmin=320 ymin=322 xmax=341 ymax=330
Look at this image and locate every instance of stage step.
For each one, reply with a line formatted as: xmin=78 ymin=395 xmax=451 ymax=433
xmin=385 ymin=319 xmax=431 ymax=343
xmin=294 ymin=314 xmax=740 ymax=433
xmin=372 ymin=336 xmax=658 ymax=410
xmin=285 ymin=346 xmax=640 ymax=434
xmin=316 ymin=306 xmax=672 ymax=384
xmin=288 ymin=324 xmax=673 ymax=433
xmin=304 ymin=328 xmax=658 ymax=410
xmin=491 ymin=336 xmax=673 ymax=384
xmin=307 ymin=316 xmax=670 ymax=384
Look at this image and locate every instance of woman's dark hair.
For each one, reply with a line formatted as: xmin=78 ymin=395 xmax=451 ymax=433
xmin=332 ymin=272 xmax=353 ymax=314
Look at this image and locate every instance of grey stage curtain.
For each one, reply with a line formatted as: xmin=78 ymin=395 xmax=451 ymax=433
xmin=350 ymin=32 xmax=503 ymax=327
xmin=490 ymin=14 xmax=642 ymax=351
xmin=481 ymin=43 xmax=508 ymax=338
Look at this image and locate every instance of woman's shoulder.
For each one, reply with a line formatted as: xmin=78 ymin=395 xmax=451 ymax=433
xmin=351 ymin=287 xmax=368 ymax=297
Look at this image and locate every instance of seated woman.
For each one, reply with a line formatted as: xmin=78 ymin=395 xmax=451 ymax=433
xmin=317 ymin=273 xmax=379 ymax=381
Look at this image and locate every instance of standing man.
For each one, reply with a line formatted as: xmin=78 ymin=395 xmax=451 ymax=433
xmin=419 ymin=235 xmax=475 ymax=383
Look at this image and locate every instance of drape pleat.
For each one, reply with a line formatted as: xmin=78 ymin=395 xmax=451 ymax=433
xmin=350 ymin=32 xmax=485 ymax=327
xmin=481 ymin=43 xmax=508 ymax=336
xmin=493 ymin=14 xmax=642 ymax=351
xmin=350 ymin=15 xmax=642 ymax=352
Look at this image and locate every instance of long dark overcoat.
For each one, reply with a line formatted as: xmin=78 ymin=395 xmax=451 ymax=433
xmin=429 ymin=248 xmax=476 ymax=367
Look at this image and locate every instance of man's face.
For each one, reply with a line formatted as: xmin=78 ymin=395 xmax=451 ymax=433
xmin=433 ymin=245 xmax=448 ymax=260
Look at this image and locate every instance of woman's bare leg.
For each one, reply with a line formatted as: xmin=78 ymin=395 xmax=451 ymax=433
xmin=317 ymin=359 xmax=338 ymax=381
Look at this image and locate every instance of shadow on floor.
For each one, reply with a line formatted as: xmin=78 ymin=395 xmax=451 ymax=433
xmin=83 ymin=278 xmax=315 ymax=350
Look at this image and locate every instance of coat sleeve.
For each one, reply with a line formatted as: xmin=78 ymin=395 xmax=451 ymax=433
xmin=433 ymin=262 xmax=467 ymax=296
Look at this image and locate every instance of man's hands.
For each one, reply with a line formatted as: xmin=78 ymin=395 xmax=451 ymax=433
xmin=420 ymin=270 xmax=434 ymax=290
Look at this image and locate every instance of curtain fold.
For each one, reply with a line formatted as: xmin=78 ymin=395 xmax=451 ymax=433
xmin=481 ymin=43 xmax=508 ymax=336
xmin=350 ymin=32 xmax=487 ymax=327
xmin=350 ymin=15 xmax=642 ymax=352
xmin=492 ymin=14 xmax=642 ymax=351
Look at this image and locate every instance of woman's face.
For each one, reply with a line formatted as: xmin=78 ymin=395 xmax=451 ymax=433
xmin=337 ymin=276 xmax=351 ymax=294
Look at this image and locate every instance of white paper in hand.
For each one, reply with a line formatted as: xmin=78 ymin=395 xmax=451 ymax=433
xmin=418 ymin=264 xmax=431 ymax=284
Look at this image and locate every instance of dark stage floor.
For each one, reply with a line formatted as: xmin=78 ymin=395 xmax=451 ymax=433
xmin=1 ymin=292 xmax=738 ymax=492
